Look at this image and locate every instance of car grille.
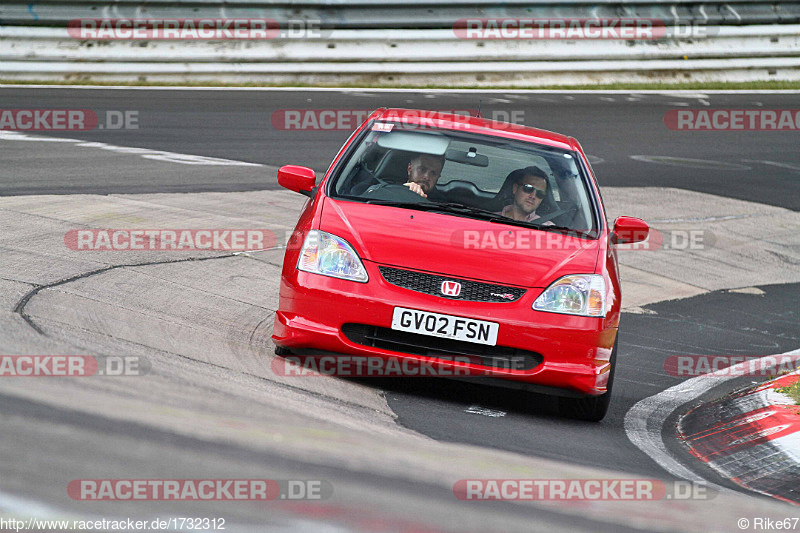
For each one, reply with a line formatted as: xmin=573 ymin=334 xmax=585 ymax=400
xmin=341 ymin=323 xmax=542 ymax=371
xmin=378 ymin=266 xmax=526 ymax=303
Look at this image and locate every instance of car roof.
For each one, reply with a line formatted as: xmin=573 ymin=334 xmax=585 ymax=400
xmin=371 ymin=108 xmax=575 ymax=151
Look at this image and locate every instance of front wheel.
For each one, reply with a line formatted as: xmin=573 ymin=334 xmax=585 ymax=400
xmin=558 ymin=338 xmax=617 ymax=422
xmin=274 ymin=345 xmax=292 ymax=356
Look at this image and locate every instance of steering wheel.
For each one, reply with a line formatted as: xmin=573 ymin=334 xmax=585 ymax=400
xmin=362 ymin=183 xmax=430 ymax=203
xmin=533 ymin=203 xmax=580 ymax=226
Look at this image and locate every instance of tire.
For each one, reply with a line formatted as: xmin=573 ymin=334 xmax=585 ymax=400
xmin=558 ymin=338 xmax=617 ymax=422
xmin=274 ymin=345 xmax=292 ymax=356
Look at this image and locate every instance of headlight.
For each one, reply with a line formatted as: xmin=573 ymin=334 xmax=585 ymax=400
xmin=533 ymin=274 xmax=606 ymax=317
xmin=297 ymin=230 xmax=368 ymax=283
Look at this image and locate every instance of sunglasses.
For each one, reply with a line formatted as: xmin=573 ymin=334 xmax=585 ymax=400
xmin=519 ymin=183 xmax=546 ymax=199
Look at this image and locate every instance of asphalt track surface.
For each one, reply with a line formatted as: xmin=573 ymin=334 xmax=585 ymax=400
xmin=385 ymin=282 xmax=800 ymax=483
xmin=2 ymin=88 xmax=800 ymax=210
xmin=2 ymin=87 xmax=800 ymax=531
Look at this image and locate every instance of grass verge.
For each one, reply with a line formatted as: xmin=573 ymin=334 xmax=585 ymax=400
xmin=777 ymin=378 xmax=800 ymax=406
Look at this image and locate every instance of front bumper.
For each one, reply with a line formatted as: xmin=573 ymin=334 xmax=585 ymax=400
xmin=272 ymin=261 xmax=617 ymax=396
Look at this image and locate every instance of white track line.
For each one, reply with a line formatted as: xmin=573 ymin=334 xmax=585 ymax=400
xmin=624 ymin=348 xmax=800 ymax=487
xmin=465 ymin=405 xmax=507 ymax=417
xmin=0 ymin=131 xmax=260 ymax=167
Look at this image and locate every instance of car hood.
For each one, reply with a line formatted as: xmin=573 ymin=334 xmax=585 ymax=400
xmin=320 ymin=198 xmax=600 ymax=288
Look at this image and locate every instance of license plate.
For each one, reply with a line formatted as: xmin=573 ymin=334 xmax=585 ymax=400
xmin=391 ymin=307 xmax=499 ymax=346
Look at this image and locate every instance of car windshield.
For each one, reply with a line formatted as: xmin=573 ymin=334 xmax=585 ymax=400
xmin=329 ymin=121 xmax=599 ymax=237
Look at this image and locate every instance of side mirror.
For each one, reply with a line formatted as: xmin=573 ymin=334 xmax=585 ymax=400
xmin=612 ymin=216 xmax=649 ymax=244
xmin=278 ymin=165 xmax=316 ymax=197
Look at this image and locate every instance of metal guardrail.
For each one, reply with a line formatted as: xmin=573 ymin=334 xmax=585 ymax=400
xmin=1 ymin=2 xmax=798 ymax=85
xmin=3 ymin=56 xmax=799 ymax=87
xmin=2 ymin=1 xmax=800 ymax=27
xmin=3 ymin=26 xmax=798 ymax=63
xmin=1 ymin=24 xmax=798 ymax=85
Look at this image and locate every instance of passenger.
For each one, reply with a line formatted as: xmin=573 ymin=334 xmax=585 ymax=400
xmin=497 ymin=166 xmax=553 ymax=224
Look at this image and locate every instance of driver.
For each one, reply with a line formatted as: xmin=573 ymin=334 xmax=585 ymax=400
xmin=497 ymin=166 xmax=553 ymax=224
xmin=403 ymin=153 xmax=445 ymax=198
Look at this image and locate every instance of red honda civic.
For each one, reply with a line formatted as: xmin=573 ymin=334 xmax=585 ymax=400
xmin=272 ymin=108 xmax=648 ymax=421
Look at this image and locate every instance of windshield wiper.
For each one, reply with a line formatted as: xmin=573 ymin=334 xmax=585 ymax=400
xmin=364 ymin=199 xmax=429 ymax=208
xmin=456 ymin=211 xmax=587 ymax=236
xmin=364 ymin=199 xmax=506 ymax=222
xmin=431 ymin=202 xmax=503 ymax=219
xmin=363 ymin=199 xmax=589 ymax=235
xmin=532 ymin=222 xmax=594 ymax=238
xmin=421 ymin=202 xmax=510 ymax=223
